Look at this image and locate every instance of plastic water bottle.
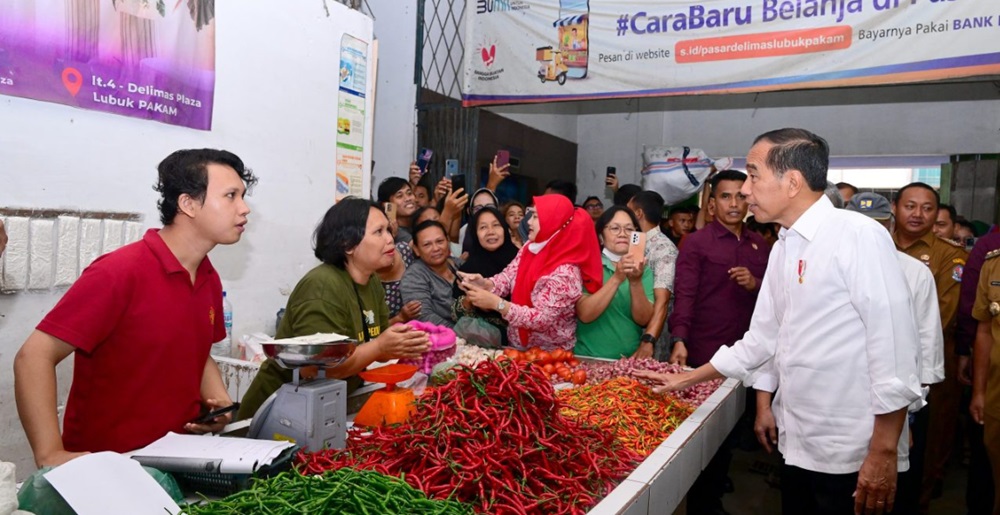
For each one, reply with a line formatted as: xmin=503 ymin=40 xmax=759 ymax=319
xmin=211 ymin=291 xmax=233 ymax=357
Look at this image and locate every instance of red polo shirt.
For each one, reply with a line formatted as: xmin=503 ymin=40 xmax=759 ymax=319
xmin=37 ymin=229 xmax=226 ymax=453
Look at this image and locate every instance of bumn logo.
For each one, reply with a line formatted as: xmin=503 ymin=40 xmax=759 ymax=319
xmin=477 ymin=0 xmax=511 ymax=14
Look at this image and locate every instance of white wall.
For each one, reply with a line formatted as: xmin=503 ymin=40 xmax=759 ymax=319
xmin=0 ymin=0 xmax=373 ymax=477
xmin=369 ymin=0 xmax=419 ymax=185
xmin=487 ymin=103 xmax=579 ymax=144
xmin=574 ymin=82 xmax=1000 ymax=205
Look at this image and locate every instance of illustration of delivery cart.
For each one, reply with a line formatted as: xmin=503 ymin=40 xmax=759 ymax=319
xmin=536 ymin=46 xmax=568 ymax=85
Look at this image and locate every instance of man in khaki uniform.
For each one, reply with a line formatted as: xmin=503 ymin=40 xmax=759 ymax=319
xmin=970 ymin=248 xmax=1000 ymax=515
xmin=892 ymin=182 xmax=968 ymax=513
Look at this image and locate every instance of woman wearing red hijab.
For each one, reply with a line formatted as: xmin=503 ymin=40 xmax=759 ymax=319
xmin=459 ymin=194 xmax=602 ymax=350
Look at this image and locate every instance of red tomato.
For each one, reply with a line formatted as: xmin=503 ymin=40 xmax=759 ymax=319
xmin=543 ymin=363 xmax=555 ymax=375
xmin=567 ymin=358 xmax=581 ymax=368
xmin=557 ymin=368 xmax=572 ymax=381
xmin=571 ymin=370 xmax=587 ymax=385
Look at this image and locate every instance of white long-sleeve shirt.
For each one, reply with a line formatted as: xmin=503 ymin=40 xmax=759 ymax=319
xmin=711 ymin=196 xmax=921 ymax=474
xmin=898 ymin=252 xmax=945 ymax=387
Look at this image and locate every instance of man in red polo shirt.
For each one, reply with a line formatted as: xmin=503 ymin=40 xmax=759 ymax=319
xmin=14 ymin=149 xmax=257 ymax=467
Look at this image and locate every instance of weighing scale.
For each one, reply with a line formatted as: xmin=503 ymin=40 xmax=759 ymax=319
xmin=247 ymin=333 xmax=357 ymax=451
xmin=353 ymin=364 xmax=419 ymax=427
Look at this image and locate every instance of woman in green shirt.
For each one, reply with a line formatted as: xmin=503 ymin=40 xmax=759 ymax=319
xmin=238 ymin=198 xmax=431 ymax=420
xmin=574 ymin=206 xmax=655 ymax=359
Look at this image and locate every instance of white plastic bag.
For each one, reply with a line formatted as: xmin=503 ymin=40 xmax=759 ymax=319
xmin=640 ymin=146 xmax=714 ymax=205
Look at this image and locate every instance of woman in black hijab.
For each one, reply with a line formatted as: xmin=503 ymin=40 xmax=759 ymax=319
xmin=452 ymin=206 xmax=519 ymax=346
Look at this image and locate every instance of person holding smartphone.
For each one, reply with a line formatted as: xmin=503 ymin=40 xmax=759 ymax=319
xmin=377 ymin=177 xmax=418 ymax=244
xmin=14 ymin=149 xmax=256 ymax=467
xmin=459 ymin=194 xmax=603 ymax=351
xmin=575 ymin=206 xmax=654 ymax=359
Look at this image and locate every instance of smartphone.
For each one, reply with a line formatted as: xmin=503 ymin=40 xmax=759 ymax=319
xmin=450 ymin=173 xmax=466 ymax=190
xmin=192 ymin=403 xmax=240 ymax=424
xmin=627 ymin=231 xmax=646 ymax=262
xmin=606 ymin=166 xmax=617 ymax=177
xmin=383 ymin=202 xmax=397 ymax=223
xmin=496 ymin=150 xmax=510 ymax=169
xmin=445 ymin=159 xmax=459 ymax=178
xmin=416 ymin=148 xmax=433 ymax=174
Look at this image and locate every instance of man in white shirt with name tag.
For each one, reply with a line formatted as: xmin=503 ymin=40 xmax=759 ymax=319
xmin=637 ymin=128 xmax=921 ymax=515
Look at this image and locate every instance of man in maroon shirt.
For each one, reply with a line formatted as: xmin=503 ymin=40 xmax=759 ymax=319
xmin=669 ymin=169 xmax=770 ymax=367
xmin=668 ymin=169 xmax=770 ymax=515
xmin=14 ymin=149 xmax=256 ymax=467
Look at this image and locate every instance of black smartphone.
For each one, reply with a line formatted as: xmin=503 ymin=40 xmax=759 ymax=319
xmin=606 ymin=166 xmax=617 ymax=177
xmin=450 ymin=173 xmax=466 ymax=190
xmin=416 ymin=148 xmax=433 ymax=174
xmin=193 ymin=403 xmax=240 ymax=424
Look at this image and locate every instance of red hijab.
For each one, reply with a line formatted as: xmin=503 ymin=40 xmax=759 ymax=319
xmin=512 ymin=194 xmax=603 ymax=343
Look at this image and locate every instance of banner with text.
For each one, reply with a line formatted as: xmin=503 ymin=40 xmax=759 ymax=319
xmin=462 ymin=0 xmax=1000 ymax=106
xmin=0 ymin=0 xmax=216 ymax=130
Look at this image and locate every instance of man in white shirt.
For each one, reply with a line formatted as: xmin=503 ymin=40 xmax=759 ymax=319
xmin=637 ymin=128 xmax=921 ymax=515
xmin=844 ymin=192 xmax=944 ymax=514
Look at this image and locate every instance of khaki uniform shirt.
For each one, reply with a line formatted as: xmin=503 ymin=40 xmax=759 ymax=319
xmin=895 ymin=231 xmax=968 ymax=333
xmin=972 ymin=249 xmax=1000 ymax=418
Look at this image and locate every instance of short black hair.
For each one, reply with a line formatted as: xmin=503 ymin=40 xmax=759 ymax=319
xmin=595 ymin=205 xmax=639 ymax=239
xmin=753 ymin=128 xmax=829 ymax=192
xmin=314 ymin=197 xmax=382 ymax=268
xmin=835 ymin=182 xmax=859 ymax=195
xmin=416 ymin=173 xmax=436 ymax=194
xmin=746 ymin=216 xmax=778 ymax=238
xmin=154 ymin=149 xmax=257 ymax=225
xmin=614 ymin=184 xmax=642 ymax=206
xmin=669 ymin=205 xmax=698 ymax=217
xmin=583 ymin=196 xmax=603 ymax=207
xmin=412 ymin=206 xmax=440 ymax=225
xmin=955 ymin=217 xmax=976 ymax=234
xmin=414 ymin=219 xmax=447 ymax=240
xmin=544 ymin=179 xmax=577 ymax=204
xmin=630 ymin=190 xmax=665 ymax=224
xmin=709 ymin=169 xmax=747 ymax=196
xmin=938 ymin=203 xmax=957 ymax=222
xmin=893 ymin=182 xmax=939 ymax=206
xmin=377 ymin=177 xmax=410 ymax=203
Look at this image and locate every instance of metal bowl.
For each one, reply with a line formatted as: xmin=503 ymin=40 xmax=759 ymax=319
xmin=263 ymin=333 xmax=358 ymax=368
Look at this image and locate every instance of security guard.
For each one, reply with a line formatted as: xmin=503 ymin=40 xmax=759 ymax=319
xmin=970 ymin=248 xmax=1000 ymax=515
xmin=892 ymin=182 xmax=968 ymax=512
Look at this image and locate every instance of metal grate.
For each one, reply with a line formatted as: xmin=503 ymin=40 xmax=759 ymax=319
xmin=415 ymin=0 xmax=480 ymax=191
xmin=417 ymin=0 xmax=465 ymax=101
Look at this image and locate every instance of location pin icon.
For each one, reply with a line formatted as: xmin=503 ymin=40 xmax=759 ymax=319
xmin=61 ymin=67 xmax=83 ymax=97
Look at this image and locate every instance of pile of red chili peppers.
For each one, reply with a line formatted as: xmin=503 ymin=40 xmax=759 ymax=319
xmin=297 ymin=359 xmax=643 ymax=515
xmin=557 ymin=377 xmax=695 ymax=456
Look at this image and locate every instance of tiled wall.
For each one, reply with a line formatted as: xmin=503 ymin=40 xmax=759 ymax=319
xmin=1 ymin=212 xmax=142 ymax=292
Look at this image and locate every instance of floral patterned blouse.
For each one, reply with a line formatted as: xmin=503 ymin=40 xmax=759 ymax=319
xmin=491 ymin=252 xmax=582 ymax=351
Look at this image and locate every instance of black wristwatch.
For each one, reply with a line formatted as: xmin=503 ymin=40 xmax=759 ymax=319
xmin=640 ymin=333 xmax=657 ymax=345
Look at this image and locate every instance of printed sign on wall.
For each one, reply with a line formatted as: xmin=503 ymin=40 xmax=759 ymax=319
xmin=462 ymin=0 xmax=1000 ymax=106
xmin=0 ymin=0 xmax=216 ymax=130
xmin=336 ymin=34 xmax=369 ymax=201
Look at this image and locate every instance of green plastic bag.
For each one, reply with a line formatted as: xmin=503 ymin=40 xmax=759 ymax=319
xmin=18 ymin=464 xmax=183 ymax=515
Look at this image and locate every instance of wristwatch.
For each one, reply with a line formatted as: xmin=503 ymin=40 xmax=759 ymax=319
xmin=497 ymin=299 xmax=507 ymax=312
xmin=640 ymin=333 xmax=657 ymax=344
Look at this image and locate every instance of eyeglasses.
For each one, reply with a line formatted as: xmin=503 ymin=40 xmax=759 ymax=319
xmin=584 ymin=203 xmax=603 ymax=210
xmin=605 ymin=225 xmax=636 ymax=234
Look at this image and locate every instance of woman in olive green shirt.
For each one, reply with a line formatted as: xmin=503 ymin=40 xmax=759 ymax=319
xmin=238 ymin=198 xmax=430 ymax=420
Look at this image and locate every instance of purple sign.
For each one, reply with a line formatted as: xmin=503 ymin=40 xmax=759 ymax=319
xmin=0 ymin=0 xmax=216 ymax=130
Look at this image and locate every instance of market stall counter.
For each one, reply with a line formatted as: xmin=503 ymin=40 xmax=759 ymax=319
xmin=587 ymin=377 xmax=744 ymax=515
